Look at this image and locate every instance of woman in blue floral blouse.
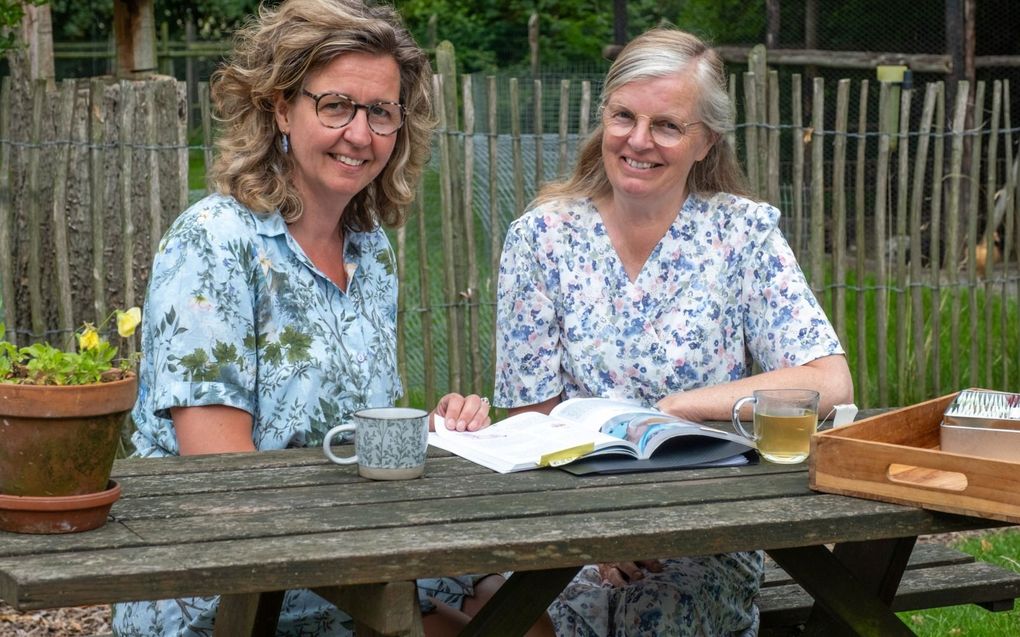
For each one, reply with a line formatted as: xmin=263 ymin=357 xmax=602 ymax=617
xmin=495 ymin=28 xmax=854 ymax=636
xmin=112 ymin=1 xmax=547 ymax=636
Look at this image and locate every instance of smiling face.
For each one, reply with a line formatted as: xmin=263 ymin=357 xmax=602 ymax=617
xmin=601 ymin=72 xmax=715 ymax=211
xmin=274 ymin=52 xmax=401 ymax=216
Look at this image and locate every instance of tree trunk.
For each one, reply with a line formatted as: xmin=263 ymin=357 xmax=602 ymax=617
xmin=113 ymin=0 xmax=157 ymax=77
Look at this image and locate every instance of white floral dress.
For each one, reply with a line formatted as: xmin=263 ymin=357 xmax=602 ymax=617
xmin=494 ymin=192 xmax=844 ymax=636
xmin=113 ymin=193 xmax=475 ymax=637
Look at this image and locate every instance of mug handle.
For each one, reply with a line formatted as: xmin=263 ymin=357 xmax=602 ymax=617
xmin=323 ymin=423 xmax=357 ymax=464
xmin=731 ymin=396 xmax=757 ymax=441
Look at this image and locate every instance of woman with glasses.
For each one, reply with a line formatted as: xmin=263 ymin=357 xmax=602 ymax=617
xmin=494 ymin=27 xmax=852 ymax=636
xmin=113 ymin=1 xmax=543 ymax=635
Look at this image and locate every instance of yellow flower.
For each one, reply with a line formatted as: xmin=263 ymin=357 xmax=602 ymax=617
xmin=116 ymin=307 xmax=142 ymax=337
xmin=78 ymin=326 xmax=100 ymax=351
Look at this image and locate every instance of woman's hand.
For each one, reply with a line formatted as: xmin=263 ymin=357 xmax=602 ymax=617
xmin=433 ymin=393 xmax=491 ymax=432
xmin=597 ymin=560 xmax=664 ymax=587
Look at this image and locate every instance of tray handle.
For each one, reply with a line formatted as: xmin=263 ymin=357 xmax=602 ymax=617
xmin=886 ymin=463 xmax=968 ymax=492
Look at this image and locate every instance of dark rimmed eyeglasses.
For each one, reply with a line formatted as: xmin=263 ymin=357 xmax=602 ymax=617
xmin=300 ymin=89 xmax=406 ymax=136
xmin=601 ymin=103 xmax=702 ymax=147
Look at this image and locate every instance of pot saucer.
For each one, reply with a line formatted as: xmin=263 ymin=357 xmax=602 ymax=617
xmin=0 ymin=480 xmax=121 ymax=534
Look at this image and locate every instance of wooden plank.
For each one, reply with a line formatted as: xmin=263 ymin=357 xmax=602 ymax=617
xmin=749 ymin=46 xmax=768 ymax=196
xmin=510 ymin=78 xmax=524 ymax=219
xmin=461 ymin=74 xmax=481 ymax=393
xmin=396 ymin=221 xmax=408 ymax=407
xmin=791 ymin=74 xmax=804 ymax=259
xmin=966 ymin=81 xmax=985 ymax=388
xmin=146 ymin=81 xmax=164 ymax=260
xmin=893 ymin=86 xmax=911 ymax=406
xmin=909 ymin=84 xmax=938 ymax=400
xmin=26 ymin=79 xmax=46 ymax=339
xmin=432 ymin=74 xmax=461 ymax=391
xmin=810 ymin=77 xmax=825 ymax=311
xmin=89 ymin=77 xmax=109 ymax=325
xmin=199 ymin=81 xmax=213 ymax=195
xmin=415 ymin=185 xmax=435 ymax=407
xmin=853 ymin=80 xmax=869 ymax=406
xmin=119 ymin=80 xmax=137 ymax=332
xmin=874 ymin=82 xmax=892 ymax=406
xmin=487 ymin=76 xmax=500 ymax=283
xmin=727 ymin=74 xmax=737 ymax=156
xmin=767 ymin=69 xmax=780 ymax=207
xmin=579 ymin=80 xmax=591 ymax=139
xmin=742 ymin=73 xmax=759 ymax=199
xmin=0 ymin=494 xmax=989 ymax=610
xmin=50 ymin=79 xmax=77 ymax=336
xmin=557 ymin=79 xmax=569 ymax=177
xmin=1004 ymin=81 xmax=1016 ymax=389
xmin=831 ymin=79 xmax=849 ymax=349
xmin=946 ymin=81 xmax=969 ymax=390
xmin=930 ymin=83 xmax=946 ymax=396
xmin=0 ymin=77 xmax=15 ymax=341
xmin=983 ymin=80 xmax=1001 ymax=388
xmin=533 ymin=79 xmax=543 ymax=191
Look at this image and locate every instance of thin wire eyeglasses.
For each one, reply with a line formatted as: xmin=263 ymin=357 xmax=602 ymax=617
xmin=601 ymin=104 xmax=701 ymax=147
xmin=300 ymin=89 xmax=406 ymax=136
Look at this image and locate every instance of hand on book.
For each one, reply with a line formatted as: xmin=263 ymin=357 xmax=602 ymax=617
xmin=433 ymin=393 xmax=492 ymax=432
xmin=597 ymin=559 xmax=664 ymax=587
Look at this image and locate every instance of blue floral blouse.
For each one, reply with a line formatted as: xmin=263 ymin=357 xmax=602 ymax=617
xmin=115 ymin=194 xmax=473 ymax=637
xmin=495 ymin=192 xmax=844 ymax=409
xmin=131 ymin=192 xmax=401 ymax=456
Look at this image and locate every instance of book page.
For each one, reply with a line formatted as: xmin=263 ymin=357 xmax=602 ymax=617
xmin=432 ymin=412 xmax=608 ymax=472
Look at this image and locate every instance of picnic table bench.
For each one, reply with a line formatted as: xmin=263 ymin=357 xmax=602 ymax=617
xmin=1 ymin=442 xmax=1019 ymax=636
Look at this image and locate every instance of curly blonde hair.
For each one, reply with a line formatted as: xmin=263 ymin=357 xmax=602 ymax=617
xmin=535 ymin=26 xmax=751 ymax=206
xmin=210 ymin=0 xmax=434 ymax=231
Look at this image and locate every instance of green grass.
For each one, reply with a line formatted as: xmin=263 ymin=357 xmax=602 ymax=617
xmin=900 ymin=530 xmax=1020 ymax=635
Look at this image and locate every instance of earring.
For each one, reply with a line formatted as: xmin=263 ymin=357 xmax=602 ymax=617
xmin=281 ymin=132 xmax=290 ymax=154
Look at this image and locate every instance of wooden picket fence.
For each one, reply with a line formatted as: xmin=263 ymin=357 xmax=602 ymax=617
xmin=1 ymin=55 xmax=1018 ymax=410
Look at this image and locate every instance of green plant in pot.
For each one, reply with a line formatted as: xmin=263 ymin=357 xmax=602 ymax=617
xmin=0 ymin=308 xmax=141 ymax=534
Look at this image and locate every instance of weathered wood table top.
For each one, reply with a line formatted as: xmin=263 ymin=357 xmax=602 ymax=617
xmin=0 ymin=446 xmax=1009 ymax=636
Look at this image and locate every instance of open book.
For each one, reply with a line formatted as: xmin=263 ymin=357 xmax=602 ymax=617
xmin=430 ymin=397 xmax=757 ymax=474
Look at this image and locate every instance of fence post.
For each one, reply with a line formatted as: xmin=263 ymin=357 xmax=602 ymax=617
xmin=0 ymin=77 xmax=13 ymax=341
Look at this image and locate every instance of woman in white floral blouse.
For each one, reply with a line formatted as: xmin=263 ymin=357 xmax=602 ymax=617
xmin=495 ymin=27 xmax=853 ymax=637
xmin=112 ymin=1 xmax=556 ymax=636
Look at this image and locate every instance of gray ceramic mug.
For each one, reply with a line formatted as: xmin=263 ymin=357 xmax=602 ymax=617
xmin=322 ymin=407 xmax=429 ymax=480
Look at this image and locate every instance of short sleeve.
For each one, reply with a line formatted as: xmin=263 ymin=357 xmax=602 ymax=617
xmin=741 ymin=204 xmax=843 ymax=370
xmin=493 ymin=216 xmax=563 ymax=408
xmin=139 ymin=202 xmax=259 ymax=423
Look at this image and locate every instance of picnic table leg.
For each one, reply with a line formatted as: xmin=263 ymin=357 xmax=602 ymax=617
xmin=313 ymin=581 xmax=423 ymax=637
xmin=767 ymin=536 xmax=917 ymax=637
xmin=214 ymin=590 xmax=283 ymax=637
xmin=459 ymin=567 xmax=580 ymax=637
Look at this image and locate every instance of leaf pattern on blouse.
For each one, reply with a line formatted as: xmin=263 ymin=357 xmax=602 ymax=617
xmin=131 ymin=193 xmax=402 ymax=457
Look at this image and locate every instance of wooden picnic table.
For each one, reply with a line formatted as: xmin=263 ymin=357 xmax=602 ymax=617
xmin=0 ymin=444 xmax=1012 ymax=636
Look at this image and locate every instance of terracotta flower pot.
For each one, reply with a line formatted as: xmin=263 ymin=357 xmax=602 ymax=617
xmin=0 ymin=376 xmax=137 ymax=497
xmin=0 ymin=480 xmax=122 ymax=534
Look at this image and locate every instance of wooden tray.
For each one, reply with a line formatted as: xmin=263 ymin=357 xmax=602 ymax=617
xmin=810 ymin=392 xmax=1020 ymax=524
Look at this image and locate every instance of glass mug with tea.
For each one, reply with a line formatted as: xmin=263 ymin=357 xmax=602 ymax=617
xmin=731 ymin=389 xmax=820 ymax=464
xmin=322 ymin=407 xmax=429 ymax=480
